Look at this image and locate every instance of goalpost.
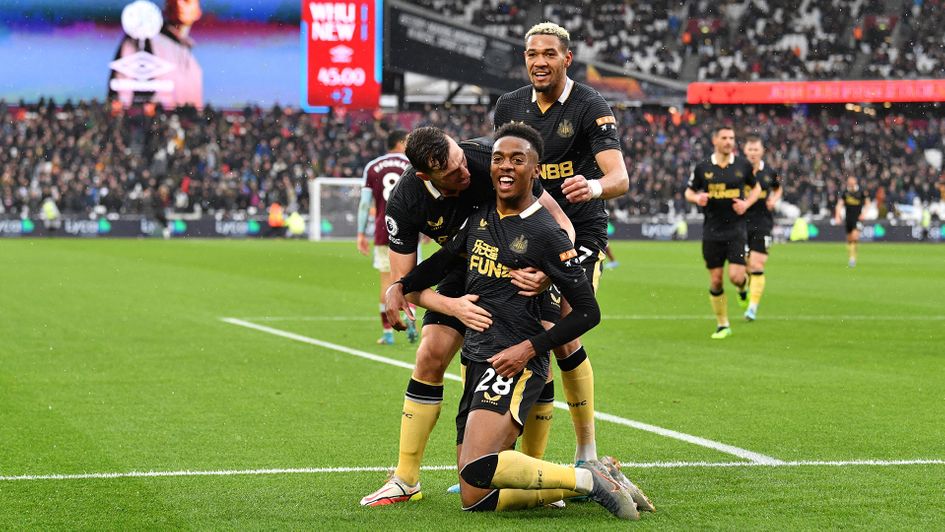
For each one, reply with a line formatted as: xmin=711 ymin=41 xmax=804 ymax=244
xmin=308 ymin=177 xmax=364 ymax=241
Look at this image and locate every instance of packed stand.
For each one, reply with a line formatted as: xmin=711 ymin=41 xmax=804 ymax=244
xmin=543 ymin=1 xmax=686 ymax=79
xmin=694 ymin=0 xmax=861 ymax=81
xmin=0 ymin=100 xmax=494 ymax=218
xmin=3 ymin=100 xmax=943 ymax=223
xmin=613 ymin=105 xmax=945 ymax=221
xmin=871 ymin=0 xmax=945 ymax=79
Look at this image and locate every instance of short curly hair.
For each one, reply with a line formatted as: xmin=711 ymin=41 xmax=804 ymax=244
xmin=494 ymin=122 xmax=544 ymax=160
xmin=525 ymin=22 xmax=570 ymax=51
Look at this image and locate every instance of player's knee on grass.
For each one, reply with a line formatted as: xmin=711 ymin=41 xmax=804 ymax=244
xmin=460 ymin=453 xmax=499 ymax=488
xmin=462 ymin=488 xmax=500 ymax=512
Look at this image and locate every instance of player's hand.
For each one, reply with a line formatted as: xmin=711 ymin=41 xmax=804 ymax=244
xmin=448 ymin=294 xmax=492 ymax=332
xmin=695 ymin=192 xmax=709 ymax=207
xmin=510 ymin=267 xmax=552 ymax=296
xmin=562 ymin=175 xmax=593 ymax=203
xmin=488 ymin=340 xmax=536 ymax=378
xmin=732 ymin=198 xmax=749 ymax=215
xmin=356 ymin=233 xmax=370 ymax=256
xmin=384 ymin=282 xmax=413 ymax=331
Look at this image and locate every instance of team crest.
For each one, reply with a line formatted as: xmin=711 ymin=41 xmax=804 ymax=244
xmin=557 ymin=119 xmax=574 ymax=138
xmin=479 ymin=218 xmax=488 ymax=229
xmin=704 ymin=172 xmax=714 ymax=179
xmin=427 ymin=216 xmax=444 ymax=229
xmin=736 ymin=171 xmax=743 ymax=178
xmin=510 ymin=234 xmax=528 ymax=254
xmin=385 ymin=215 xmax=398 ymax=236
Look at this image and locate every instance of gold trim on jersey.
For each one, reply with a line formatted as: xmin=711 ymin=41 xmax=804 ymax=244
xmin=531 ymin=77 xmax=575 ymax=114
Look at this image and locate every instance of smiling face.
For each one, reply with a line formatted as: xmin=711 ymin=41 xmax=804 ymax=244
xmin=417 ymin=137 xmax=471 ymax=195
xmin=491 ymin=136 xmax=539 ymax=208
xmin=525 ymin=34 xmax=572 ymax=94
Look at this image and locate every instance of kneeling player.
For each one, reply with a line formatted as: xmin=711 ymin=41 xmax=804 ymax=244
xmin=391 ymin=123 xmax=649 ymax=519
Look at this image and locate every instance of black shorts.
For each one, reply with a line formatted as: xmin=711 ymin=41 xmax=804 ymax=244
xmin=455 ymin=358 xmax=546 ymax=445
xmin=421 ymin=264 xmax=466 ymax=335
xmin=702 ymin=237 xmax=746 ymax=269
xmin=747 ymin=230 xmax=772 ymax=254
xmin=845 ymin=220 xmax=862 ymax=234
xmin=540 ymin=240 xmax=605 ymax=324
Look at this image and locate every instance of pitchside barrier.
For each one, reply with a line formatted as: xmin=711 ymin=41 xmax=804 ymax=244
xmin=1 ymin=215 xmax=941 ymax=243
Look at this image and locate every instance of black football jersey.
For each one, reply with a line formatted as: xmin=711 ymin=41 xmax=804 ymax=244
xmin=442 ymin=201 xmax=587 ymax=375
xmin=493 ymin=79 xmax=622 ymax=248
xmin=385 ymin=137 xmax=542 ymax=254
xmin=745 ymin=162 xmax=781 ymax=233
xmin=687 ymin=154 xmax=757 ymax=241
xmin=840 ymin=187 xmax=867 ymax=221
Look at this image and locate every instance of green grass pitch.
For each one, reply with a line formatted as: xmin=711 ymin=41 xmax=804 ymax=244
xmin=1 ymin=239 xmax=943 ymax=529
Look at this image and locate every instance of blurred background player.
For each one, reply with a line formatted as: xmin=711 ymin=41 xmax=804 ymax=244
xmin=493 ymin=21 xmax=629 ymax=467
xmin=835 ymin=176 xmax=870 ymax=268
xmin=742 ymin=135 xmax=782 ymax=321
xmin=357 ymin=130 xmax=415 ymax=345
xmin=685 ymin=126 xmax=760 ymax=339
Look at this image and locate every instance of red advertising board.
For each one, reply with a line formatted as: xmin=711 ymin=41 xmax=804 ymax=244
xmin=301 ymin=1 xmax=382 ymax=112
xmin=687 ymin=79 xmax=945 ymax=105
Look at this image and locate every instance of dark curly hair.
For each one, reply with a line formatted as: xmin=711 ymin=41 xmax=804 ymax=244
xmin=494 ymin=122 xmax=544 ymax=160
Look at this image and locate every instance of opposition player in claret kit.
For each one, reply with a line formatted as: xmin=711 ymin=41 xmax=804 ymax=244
xmin=359 ymin=127 xmax=575 ymax=507
xmin=834 ymin=176 xmax=870 ymax=268
xmin=492 ymin=21 xmax=630 ymax=468
xmin=685 ymin=126 xmax=761 ymax=339
xmin=356 ymin=130 xmax=415 ymax=345
xmin=741 ymin=135 xmax=782 ymax=321
xmin=391 ymin=123 xmax=650 ymax=519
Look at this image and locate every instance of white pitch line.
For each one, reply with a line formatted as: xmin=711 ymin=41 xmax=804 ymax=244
xmin=4 ymin=459 xmax=943 ymax=482
xmin=238 ymin=315 xmax=945 ymax=322
xmin=220 ymin=318 xmax=783 ymax=465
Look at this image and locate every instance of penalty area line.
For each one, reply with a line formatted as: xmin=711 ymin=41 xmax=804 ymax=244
xmin=219 ymin=318 xmax=783 ymax=465
xmin=3 ymin=459 xmax=943 ymax=482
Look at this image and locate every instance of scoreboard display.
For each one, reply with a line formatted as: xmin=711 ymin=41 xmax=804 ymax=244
xmin=301 ymin=0 xmax=382 ymax=112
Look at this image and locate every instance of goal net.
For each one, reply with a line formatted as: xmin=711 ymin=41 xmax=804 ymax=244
xmin=308 ymin=177 xmax=364 ymax=241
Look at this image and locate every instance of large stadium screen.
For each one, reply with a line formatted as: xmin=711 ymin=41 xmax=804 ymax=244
xmin=0 ymin=0 xmax=300 ymax=108
xmin=300 ymin=0 xmax=382 ymax=112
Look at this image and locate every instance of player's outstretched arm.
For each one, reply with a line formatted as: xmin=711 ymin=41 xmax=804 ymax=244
xmin=395 ymin=248 xmax=493 ymax=332
xmin=356 ymin=188 xmax=373 ymax=256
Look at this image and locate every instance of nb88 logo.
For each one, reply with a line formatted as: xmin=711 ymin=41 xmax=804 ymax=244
xmin=540 ymin=161 xmax=574 ymax=180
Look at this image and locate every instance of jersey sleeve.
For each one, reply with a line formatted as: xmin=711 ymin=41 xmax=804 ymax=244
xmin=580 ymin=92 xmax=622 ymax=155
xmin=528 ymin=225 xmax=599 ymax=355
xmin=537 ymin=226 xmax=588 ymax=295
xmin=743 ymin=160 xmax=758 ymax=188
xmin=770 ymin=169 xmax=782 ymax=190
xmin=687 ymin=163 xmax=705 ymax=191
xmin=384 ymin=181 xmax=421 ymax=254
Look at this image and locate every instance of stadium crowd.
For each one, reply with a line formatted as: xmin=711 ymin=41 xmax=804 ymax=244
xmin=3 ymin=99 xmax=943 ymax=221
